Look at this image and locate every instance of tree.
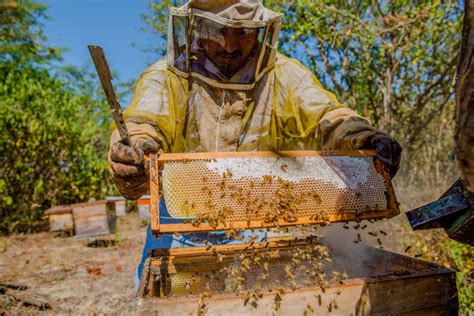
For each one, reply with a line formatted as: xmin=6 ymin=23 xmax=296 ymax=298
xmin=265 ymin=1 xmax=461 ymax=183
xmin=0 ymin=0 xmax=61 ymax=64
xmin=0 ymin=1 xmax=115 ymax=234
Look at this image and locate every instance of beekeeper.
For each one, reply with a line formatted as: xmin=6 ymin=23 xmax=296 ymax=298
xmin=107 ymin=0 xmax=402 ymax=282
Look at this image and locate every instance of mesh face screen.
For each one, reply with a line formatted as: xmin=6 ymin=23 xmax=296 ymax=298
xmin=159 ymin=154 xmax=390 ymax=221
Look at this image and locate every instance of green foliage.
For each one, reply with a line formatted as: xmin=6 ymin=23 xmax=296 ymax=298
xmin=0 ymin=0 xmax=61 ymax=63
xmin=140 ymin=0 xmax=186 ymax=57
xmin=0 ymin=1 xmax=116 ymax=234
xmin=264 ymin=0 xmax=462 ymax=185
xmin=0 ymin=62 xmax=115 ymax=234
xmin=448 ymin=241 xmax=474 ymax=312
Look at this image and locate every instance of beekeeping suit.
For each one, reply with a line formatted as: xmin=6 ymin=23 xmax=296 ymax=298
xmin=109 ymin=0 xmax=401 ymax=200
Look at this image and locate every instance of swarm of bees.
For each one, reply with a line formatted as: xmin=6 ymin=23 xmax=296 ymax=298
xmin=161 ymin=164 xmax=391 ymax=314
xmin=183 ymin=168 xmax=329 ymax=230
xmin=163 ymin=234 xmax=356 ymax=314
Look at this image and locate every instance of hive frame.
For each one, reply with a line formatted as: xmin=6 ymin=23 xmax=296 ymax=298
xmin=148 ymin=151 xmax=399 ymax=235
xmin=144 ymin=238 xmax=317 ymax=298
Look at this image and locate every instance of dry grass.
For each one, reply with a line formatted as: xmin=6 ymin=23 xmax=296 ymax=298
xmin=0 ymin=213 xmax=146 ymax=314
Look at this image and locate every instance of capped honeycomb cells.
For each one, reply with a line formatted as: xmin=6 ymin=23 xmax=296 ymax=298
xmin=160 ymin=155 xmax=388 ymax=221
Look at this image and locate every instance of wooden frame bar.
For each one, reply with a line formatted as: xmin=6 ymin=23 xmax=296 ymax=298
xmin=149 ymin=153 xmax=160 ymax=232
xmin=157 ymin=150 xmax=376 ymax=162
xmin=148 ymin=151 xmax=399 ymax=236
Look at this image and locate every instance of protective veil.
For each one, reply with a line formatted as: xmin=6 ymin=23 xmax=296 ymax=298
xmin=169 ymin=0 xmax=281 ymax=90
xmin=110 ymin=0 xmax=387 ymax=197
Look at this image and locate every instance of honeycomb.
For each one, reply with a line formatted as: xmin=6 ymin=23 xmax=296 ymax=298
xmin=160 ymin=245 xmax=331 ymax=297
xmin=159 ymin=154 xmax=390 ymax=222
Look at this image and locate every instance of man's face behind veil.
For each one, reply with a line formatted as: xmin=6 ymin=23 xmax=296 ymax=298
xmin=200 ymin=27 xmax=259 ymax=78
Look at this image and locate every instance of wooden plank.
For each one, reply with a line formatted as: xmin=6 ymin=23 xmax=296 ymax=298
xmin=136 ymin=280 xmax=366 ymax=315
xmin=114 ymin=200 xmax=127 ymax=217
xmin=149 ymin=153 xmax=160 ymax=231
xmin=376 ymin=159 xmax=400 ymax=218
xmin=157 ymin=150 xmax=377 ymax=163
xmin=70 ymin=200 xmax=111 ymax=208
xmin=156 ymin=210 xmax=396 ymax=234
xmin=136 ymin=257 xmax=152 ymax=299
xmin=48 ymin=213 xmax=73 ymax=232
xmin=362 ymin=269 xmax=458 ymax=315
xmin=72 ymin=201 xmax=115 ymax=238
xmin=151 ymin=239 xmax=297 ymax=257
xmin=44 ymin=205 xmax=72 ymax=215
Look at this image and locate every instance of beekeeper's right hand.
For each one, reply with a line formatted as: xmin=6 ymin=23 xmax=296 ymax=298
xmin=108 ymin=139 xmax=160 ymax=200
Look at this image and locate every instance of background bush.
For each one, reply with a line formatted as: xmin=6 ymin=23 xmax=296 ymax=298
xmin=0 ymin=0 xmax=115 ymax=234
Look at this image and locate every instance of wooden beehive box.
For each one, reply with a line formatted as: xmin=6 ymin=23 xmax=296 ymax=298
xmin=71 ymin=200 xmax=116 ymax=239
xmin=44 ymin=205 xmax=73 ymax=233
xmin=136 ymin=241 xmax=458 ymax=315
xmin=106 ymin=196 xmax=127 ymax=217
xmin=138 ymin=195 xmax=151 ymax=221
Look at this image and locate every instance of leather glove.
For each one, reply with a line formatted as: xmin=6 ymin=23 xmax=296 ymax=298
xmin=360 ymin=133 xmax=402 ymax=178
xmin=108 ymin=138 xmax=160 ymax=200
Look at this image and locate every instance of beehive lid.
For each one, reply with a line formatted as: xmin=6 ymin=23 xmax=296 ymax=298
xmin=44 ymin=205 xmax=73 ymax=215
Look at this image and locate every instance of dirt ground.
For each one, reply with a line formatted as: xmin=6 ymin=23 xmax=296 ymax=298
xmin=0 ymin=212 xmax=146 ymax=314
xmin=0 ymin=189 xmax=466 ymax=314
xmin=0 ymin=212 xmax=404 ymax=315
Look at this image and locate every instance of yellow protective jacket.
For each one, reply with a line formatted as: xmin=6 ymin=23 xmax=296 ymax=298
xmin=110 ymin=53 xmax=380 ymax=158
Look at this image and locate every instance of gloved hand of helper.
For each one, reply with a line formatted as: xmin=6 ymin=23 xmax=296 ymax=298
xmin=368 ymin=134 xmax=402 ymax=178
xmin=109 ymin=138 xmax=160 ymax=199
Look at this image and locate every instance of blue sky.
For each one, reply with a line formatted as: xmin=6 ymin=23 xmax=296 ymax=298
xmin=39 ymin=0 xmax=162 ymax=104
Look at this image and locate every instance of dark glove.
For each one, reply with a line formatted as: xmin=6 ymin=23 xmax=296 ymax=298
xmin=108 ymin=139 xmax=160 ymax=200
xmin=367 ymin=134 xmax=402 ymax=178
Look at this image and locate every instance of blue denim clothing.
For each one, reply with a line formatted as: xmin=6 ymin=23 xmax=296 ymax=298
xmin=135 ymin=199 xmax=267 ymax=287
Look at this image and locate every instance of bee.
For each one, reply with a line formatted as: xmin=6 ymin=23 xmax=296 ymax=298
xmin=263 ymin=262 xmax=269 ymax=272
